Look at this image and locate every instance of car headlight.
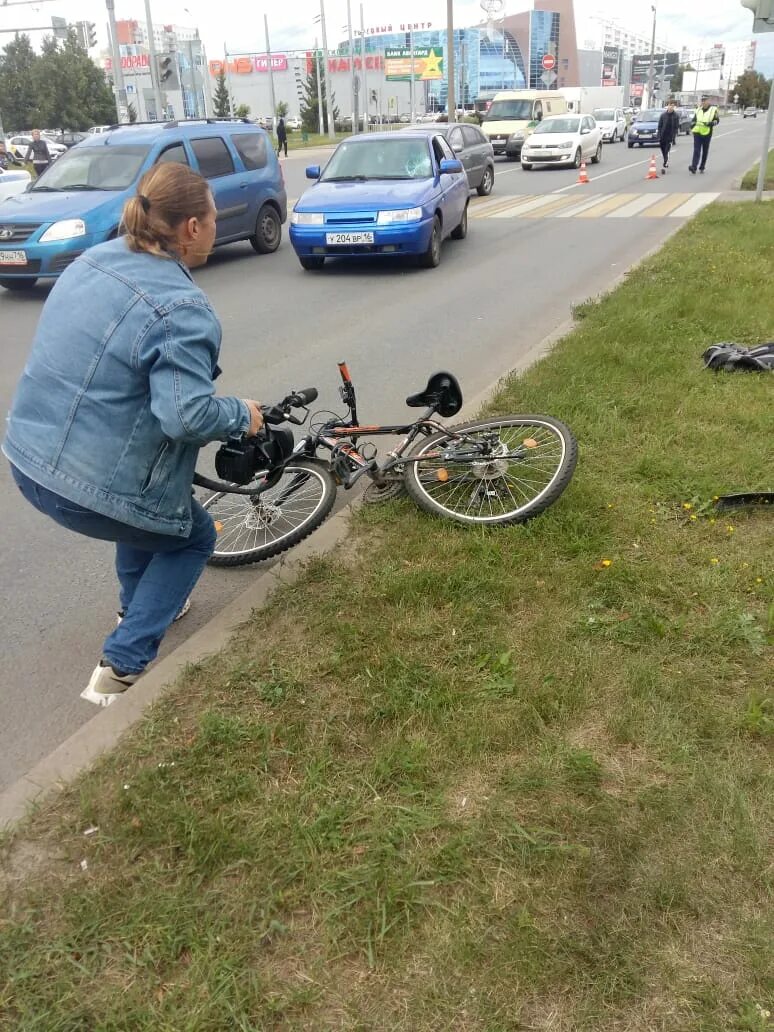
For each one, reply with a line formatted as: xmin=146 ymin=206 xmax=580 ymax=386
xmin=290 ymin=211 xmax=324 ymax=226
xmin=509 ymin=132 xmax=525 ymax=142
xmin=39 ymin=219 xmax=86 ymax=243
xmin=630 ymin=127 xmax=639 ymax=135
xmin=377 ymin=207 xmax=422 ymax=225
xmin=558 ymin=141 xmax=574 ymax=149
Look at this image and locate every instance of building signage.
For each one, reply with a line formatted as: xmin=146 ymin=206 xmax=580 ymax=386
xmin=208 ymin=54 xmax=288 ymax=76
xmin=104 ymin=53 xmax=150 ymax=73
xmin=631 ymin=51 xmax=680 ymax=84
xmin=326 ymin=55 xmax=384 ymax=73
xmin=601 ymin=44 xmax=620 ymax=87
xmin=355 ymin=22 xmax=433 ymax=37
xmin=384 ymin=46 xmax=443 ymax=80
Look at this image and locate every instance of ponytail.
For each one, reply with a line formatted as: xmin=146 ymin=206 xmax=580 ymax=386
xmin=122 ymin=163 xmax=212 ymax=257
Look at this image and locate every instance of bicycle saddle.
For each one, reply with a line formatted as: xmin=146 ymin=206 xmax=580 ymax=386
xmin=405 ymin=371 xmax=463 ymax=418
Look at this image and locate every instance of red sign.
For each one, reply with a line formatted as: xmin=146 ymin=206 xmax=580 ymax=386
xmin=104 ymin=54 xmax=150 ymax=72
xmin=208 ymin=54 xmax=288 ymax=76
xmin=541 ymin=54 xmax=556 ymax=71
xmin=327 ymin=55 xmax=383 ymax=74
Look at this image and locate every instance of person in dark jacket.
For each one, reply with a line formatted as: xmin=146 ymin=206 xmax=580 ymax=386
xmin=658 ymin=100 xmax=680 ymax=174
xmin=0 ymin=141 xmax=8 ymax=170
xmin=276 ymin=116 xmax=288 ymax=157
xmin=24 ymin=129 xmax=52 ymax=177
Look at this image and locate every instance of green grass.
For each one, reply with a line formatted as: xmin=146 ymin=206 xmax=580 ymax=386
xmin=741 ymin=146 xmax=774 ymax=190
xmin=286 ymin=131 xmax=348 ymax=150
xmin=1 ymin=202 xmax=773 ymax=1032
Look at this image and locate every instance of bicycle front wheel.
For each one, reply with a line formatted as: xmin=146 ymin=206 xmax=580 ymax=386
xmin=403 ymin=416 xmax=577 ymax=526
xmin=202 ymin=459 xmax=337 ymax=566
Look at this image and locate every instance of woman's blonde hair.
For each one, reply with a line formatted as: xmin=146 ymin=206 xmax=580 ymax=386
xmin=122 ymin=163 xmax=211 ymax=256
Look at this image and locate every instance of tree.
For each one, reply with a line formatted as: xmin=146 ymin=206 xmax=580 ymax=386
xmin=275 ymin=99 xmax=289 ymax=118
xmin=212 ymin=71 xmax=231 ymax=117
xmin=733 ymin=69 xmax=771 ymax=109
xmin=234 ymin=102 xmax=250 ymax=118
xmin=0 ymin=34 xmax=43 ymax=132
xmin=299 ymin=53 xmax=337 ymax=134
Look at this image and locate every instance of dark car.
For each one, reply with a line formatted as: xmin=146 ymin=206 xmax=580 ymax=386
xmin=676 ymin=108 xmax=693 ymax=135
xmin=53 ymin=131 xmax=89 ymax=149
xmin=627 ymin=109 xmax=662 ymax=148
xmin=406 ymin=122 xmax=495 ymax=195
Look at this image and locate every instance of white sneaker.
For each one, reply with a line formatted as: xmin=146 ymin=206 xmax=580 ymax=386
xmin=116 ymin=596 xmax=191 ymax=626
xmin=80 ymin=662 xmax=139 ymax=707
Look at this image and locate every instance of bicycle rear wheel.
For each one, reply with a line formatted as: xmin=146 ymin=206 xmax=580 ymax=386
xmin=202 ymin=459 xmax=337 ymax=566
xmin=403 ymin=416 xmax=577 ymax=526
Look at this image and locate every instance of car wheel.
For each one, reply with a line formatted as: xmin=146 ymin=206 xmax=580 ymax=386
xmin=628 ymin=141 xmax=634 ymax=149
xmin=419 ymin=216 xmax=441 ymax=269
xmin=299 ymin=255 xmax=324 ymax=270
xmin=477 ymin=165 xmax=494 ymax=196
xmin=591 ymin=142 xmax=602 ymax=164
xmin=451 ymin=203 xmax=468 ymax=240
xmin=573 ymin=148 xmax=582 ymax=169
xmin=521 ymin=162 xmax=533 ymax=170
xmin=249 ymin=204 xmax=282 ymax=254
xmin=0 ymin=277 xmax=38 ymax=291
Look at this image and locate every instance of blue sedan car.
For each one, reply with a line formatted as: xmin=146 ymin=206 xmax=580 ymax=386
xmin=627 ymin=110 xmax=663 ymax=148
xmin=289 ymin=132 xmax=469 ymax=270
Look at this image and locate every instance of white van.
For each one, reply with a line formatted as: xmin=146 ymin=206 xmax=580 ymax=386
xmin=482 ymin=91 xmax=568 ymax=159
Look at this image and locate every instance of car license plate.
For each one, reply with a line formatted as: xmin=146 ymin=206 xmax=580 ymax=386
xmin=325 ymin=232 xmax=374 ymax=245
xmin=0 ymin=250 xmax=26 ymax=265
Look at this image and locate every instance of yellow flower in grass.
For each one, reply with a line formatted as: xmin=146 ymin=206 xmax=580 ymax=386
xmin=710 ymin=558 xmax=720 ymax=565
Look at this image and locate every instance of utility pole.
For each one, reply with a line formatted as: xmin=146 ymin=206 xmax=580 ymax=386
xmin=446 ymin=0 xmax=456 ymax=121
xmin=318 ymin=0 xmax=336 ymax=139
xmin=409 ymin=29 xmax=415 ymax=123
xmin=755 ymin=76 xmax=774 ymax=200
xmin=105 ymin=0 xmax=127 ymax=123
xmin=143 ymin=0 xmax=165 ymax=119
xmin=314 ymin=39 xmax=324 ymax=134
xmin=647 ymin=4 xmax=657 ymax=109
xmin=264 ymin=15 xmax=277 ymax=127
xmin=360 ymin=4 xmax=368 ymax=130
xmin=345 ymin=0 xmax=357 ymax=131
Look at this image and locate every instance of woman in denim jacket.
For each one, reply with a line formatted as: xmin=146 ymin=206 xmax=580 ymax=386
xmin=3 ymin=163 xmax=263 ymax=706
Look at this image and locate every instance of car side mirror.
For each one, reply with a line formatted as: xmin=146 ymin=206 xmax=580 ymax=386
xmin=439 ymin=158 xmax=463 ymax=174
xmin=305 ymin=165 xmax=321 ymax=180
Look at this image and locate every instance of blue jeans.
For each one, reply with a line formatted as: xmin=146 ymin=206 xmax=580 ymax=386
xmin=10 ymin=465 xmax=216 ymax=674
xmin=691 ymin=133 xmax=711 ymax=171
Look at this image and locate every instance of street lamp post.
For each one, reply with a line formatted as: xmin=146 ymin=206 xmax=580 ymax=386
xmin=647 ymin=4 xmax=657 ymax=109
xmin=446 ymin=0 xmax=455 ymax=121
xmin=143 ymin=0 xmax=165 ymax=119
xmin=316 ymin=1 xmax=336 ymax=139
xmin=264 ymin=14 xmax=277 ymax=127
xmin=345 ymin=0 xmax=357 ymax=131
xmin=105 ymin=0 xmax=127 ymax=123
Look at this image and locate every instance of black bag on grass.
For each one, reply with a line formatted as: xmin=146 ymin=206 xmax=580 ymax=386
xmin=702 ymin=342 xmax=774 ymax=372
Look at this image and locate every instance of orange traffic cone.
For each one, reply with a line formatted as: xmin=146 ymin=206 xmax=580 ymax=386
xmin=577 ymin=161 xmax=590 ymax=185
xmin=646 ymin=155 xmax=659 ymax=180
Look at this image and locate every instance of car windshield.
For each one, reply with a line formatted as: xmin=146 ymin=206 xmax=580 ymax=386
xmin=593 ymin=109 xmax=616 ymax=121
xmin=30 ymin=145 xmax=150 ymax=192
xmin=636 ymin=111 xmax=660 ymax=122
xmin=485 ymin=99 xmax=534 ymax=121
xmin=534 ymin=117 xmax=580 ymax=135
xmin=321 ymin=138 xmax=433 ymax=181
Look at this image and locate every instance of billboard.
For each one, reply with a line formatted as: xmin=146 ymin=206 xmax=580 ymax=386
xmin=385 ymin=46 xmax=444 ymax=81
xmin=631 ymin=51 xmax=680 ymax=84
xmin=602 ymin=44 xmax=620 ymax=87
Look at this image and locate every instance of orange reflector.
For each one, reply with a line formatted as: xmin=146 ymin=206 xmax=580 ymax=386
xmin=214 ymin=520 xmax=224 ymax=533
xmin=523 ymin=438 xmax=538 ymax=449
xmin=436 ymin=468 xmax=449 ymax=482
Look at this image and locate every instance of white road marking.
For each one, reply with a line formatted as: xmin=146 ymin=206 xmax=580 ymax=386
xmin=607 ymin=193 xmax=669 ymax=218
xmin=668 ymin=192 xmax=720 ymax=217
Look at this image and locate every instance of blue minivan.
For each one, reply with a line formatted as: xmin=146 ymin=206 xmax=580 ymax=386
xmin=0 ymin=118 xmax=287 ymax=291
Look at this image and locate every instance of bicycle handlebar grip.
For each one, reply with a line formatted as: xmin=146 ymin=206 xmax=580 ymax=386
xmin=289 ymin=387 xmax=318 ymax=406
xmin=338 ymin=362 xmax=352 ymax=383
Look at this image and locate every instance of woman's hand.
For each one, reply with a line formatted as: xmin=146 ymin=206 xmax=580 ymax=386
xmin=243 ymin=400 xmax=263 ymax=437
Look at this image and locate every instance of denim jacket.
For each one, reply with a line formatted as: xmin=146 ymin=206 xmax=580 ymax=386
xmin=3 ymin=238 xmax=250 ymax=536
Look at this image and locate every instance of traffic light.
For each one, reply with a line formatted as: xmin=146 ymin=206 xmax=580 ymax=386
xmin=740 ymin=0 xmax=774 ymax=31
xmin=370 ymin=89 xmax=377 ymax=103
xmin=87 ymin=22 xmax=97 ymax=48
xmin=156 ymin=53 xmax=180 ymax=90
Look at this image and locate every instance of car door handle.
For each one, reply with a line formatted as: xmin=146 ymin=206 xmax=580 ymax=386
xmin=240 ymin=183 xmax=249 ymax=189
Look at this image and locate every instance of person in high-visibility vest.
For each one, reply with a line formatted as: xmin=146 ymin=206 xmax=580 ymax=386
xmin=689 ymin=96 xmax=720 ymax=175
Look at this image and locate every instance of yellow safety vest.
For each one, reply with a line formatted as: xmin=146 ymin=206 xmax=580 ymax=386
xmin=692 ymin=106 xmax=718 ymax=136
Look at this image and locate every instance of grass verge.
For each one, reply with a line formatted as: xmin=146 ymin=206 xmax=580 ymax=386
xmin=741 ymin=146 xmax=774 ymax=190
xmin=1 ymin=201 xmax=772 ymax=1032
xmin=286 ymin=132 xmax=347 ymax=151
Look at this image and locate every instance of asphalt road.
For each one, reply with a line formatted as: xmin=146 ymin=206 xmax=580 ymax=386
xmin=0 ymin=116 xmax=768 ymax=791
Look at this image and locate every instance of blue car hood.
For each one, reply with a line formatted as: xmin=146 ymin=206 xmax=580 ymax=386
xmin=633 ymin=120 xmax=659 ymax=130
xmin=297 ymin=178 xmax=432 ymax=211
xmin=0 ymin=189 xmax=120 ymax=221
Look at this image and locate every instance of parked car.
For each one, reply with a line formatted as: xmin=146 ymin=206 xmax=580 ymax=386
xmin=0 ymin=120 xmax=287 ymax=291
xmin=285 ymin=116 xmax=302 ymax=131
xmin=50 ymin=131 xmax=89 ymax=149
xmin=521 ymin=114 xmax=602 ymax=170
xmin=87 ymin=125 xmax=112 ymax=135
xmin=591 ymin=107 xmax=626 ymax=143
xmin=406 ymin=122 xmax=495 ymax=195
xmin=7 ymin=135 xmax=67 ymax=162
xmin=0 ymin=166 xmax=32 ymax=204
xmin=743 ymin=106 xmax=757 ymax=118
xmin=627 ymin=110 xmax=662 ymax=148
xmin=289 ymin=131 xmax=469 ymax=270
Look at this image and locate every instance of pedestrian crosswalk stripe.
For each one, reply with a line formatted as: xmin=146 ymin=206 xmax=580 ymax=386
xmin=469 ymin=192 xmax=720 ymax=221
xmin=640 ymin=193 xmax=693 ymax=217
xmin=574 ymin=194 xmax=639 ymax=218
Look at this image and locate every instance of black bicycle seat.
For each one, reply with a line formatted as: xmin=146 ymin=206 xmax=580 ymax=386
xmin=405 ymin=371 xmax=463 ymax=418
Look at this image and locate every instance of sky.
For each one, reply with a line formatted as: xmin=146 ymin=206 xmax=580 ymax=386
xmin=0 ymin=0 xmax=768 ymax=64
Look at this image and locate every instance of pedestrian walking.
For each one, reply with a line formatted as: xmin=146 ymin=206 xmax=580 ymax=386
xmin=24 ymin=129 xmax=52 ymax=178
xmin=3 ymin=163 xmax=264 ymax=707
xmin=0 ymin=141 xmax=8 ymax=170
xmin=689 ymin=96 xmax=720 ymax=175
xmin=276 ymin=115 xmax=288 ymax=158
xmin=658 ymin=99 xmax=680 ymax=174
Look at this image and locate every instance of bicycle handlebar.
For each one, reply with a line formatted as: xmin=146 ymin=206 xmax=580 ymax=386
xmin=262 ymin=387 xmax=318 ymax=425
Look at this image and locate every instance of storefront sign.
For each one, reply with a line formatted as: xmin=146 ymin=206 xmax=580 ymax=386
xmin=104 ymin=54 xmax=150 ymax=73
xmin=208 ymin=54 xmax=288 ymax=76
xmin=384 ymin=46 xmax=443 ymax=81
xmin=355 ymin=22 xmax=433 ymax=36
xmin=326 ymin=55 xmax=384 ymax=73
xmin=601 ymin=44 xmax=620 ymax=87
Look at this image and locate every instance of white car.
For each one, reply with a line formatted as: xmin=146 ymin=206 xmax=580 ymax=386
xmin=592 ymin=107 xmax=627 ymax=143
xmin=7 ymin=135 xmax=67 ymax=161
xmin=284 ymin=116 xmax=301 ymax=131
xmin=87 ymin=125 xmax=112 ymax=135
xmin=0 ymin=166 xmax=32 ymax=202
xmin=521 ymin=114 xmax=603 ymax=170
